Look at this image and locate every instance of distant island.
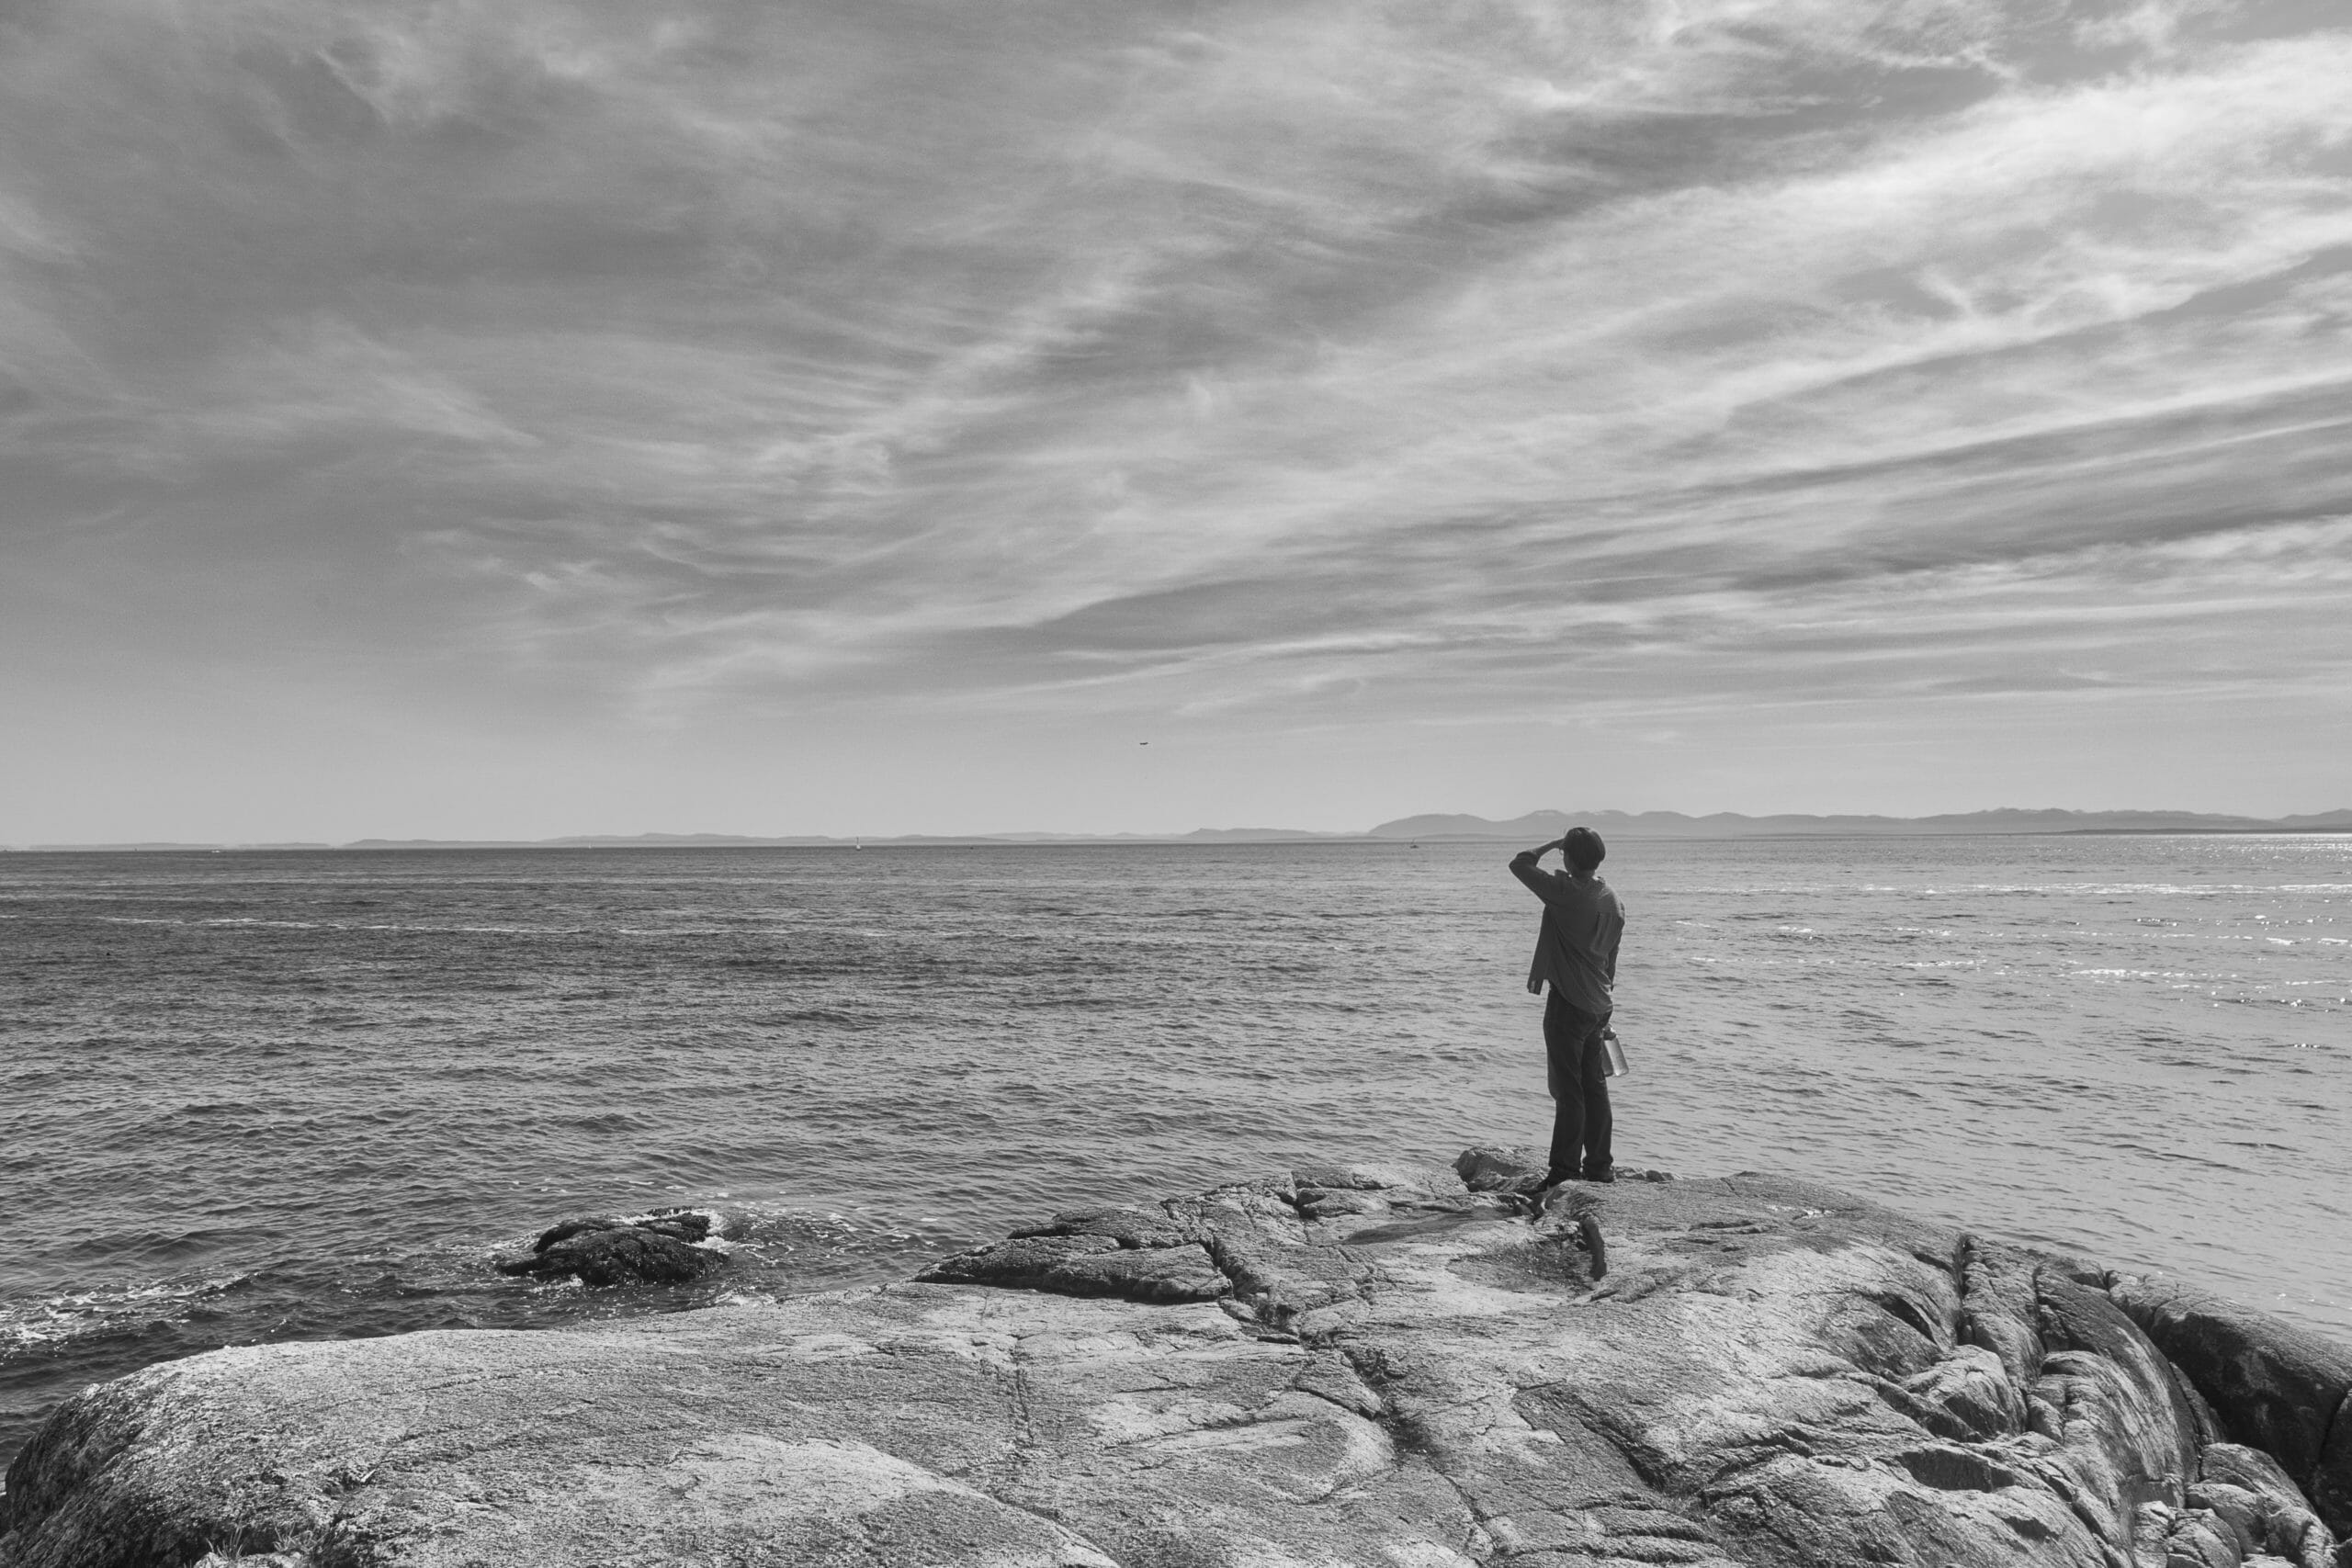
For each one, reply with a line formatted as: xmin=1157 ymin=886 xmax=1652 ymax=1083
xmin=13 ymin=805 xmax=2351 ymax=852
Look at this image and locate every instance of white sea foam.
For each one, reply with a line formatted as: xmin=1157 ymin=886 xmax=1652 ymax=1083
xmin=0 ymin=1276 xmax=247 ymax=1350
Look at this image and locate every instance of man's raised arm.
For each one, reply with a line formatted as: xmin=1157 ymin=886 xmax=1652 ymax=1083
xmin=1510 ymin=839 xmax=1572 ymax=903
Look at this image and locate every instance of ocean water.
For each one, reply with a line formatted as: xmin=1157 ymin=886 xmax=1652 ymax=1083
xmin=2 ymin=836 xmax=2346 ymax=1471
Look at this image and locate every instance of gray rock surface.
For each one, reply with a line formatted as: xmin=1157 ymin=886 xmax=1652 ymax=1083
xmin=4 ymin=1151 xmax=2345 ymax=1568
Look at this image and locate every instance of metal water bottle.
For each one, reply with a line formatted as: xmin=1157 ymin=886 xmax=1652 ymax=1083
xmin=1601 ymin=1026 xmax=1630 ymax=1078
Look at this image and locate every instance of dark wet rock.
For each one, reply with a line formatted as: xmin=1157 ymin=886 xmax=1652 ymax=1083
xmin=527 ymin=1205 xmax=717 ymax=1252
xmin=516 ymin=1229 xmax=719 ymax=1289
xmin=628 ymin=1208 xmax=716 ymax=1244
xmin=2114 ymin=1272 xmax=2352 ymax=1535
xmin=495 ymin=1208 xmax=727 ymax=1288
xmin=529 ymin=1213 xmax=631 ymax=1248
xmin=6 ymin=1156 xmax=2346 ymax=1568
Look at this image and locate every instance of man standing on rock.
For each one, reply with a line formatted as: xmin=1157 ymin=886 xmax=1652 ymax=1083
xmin=1510 ymin=826 xmax=1625 ymax=1193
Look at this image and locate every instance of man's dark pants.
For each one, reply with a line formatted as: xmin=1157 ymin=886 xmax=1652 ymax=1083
xmin=1543 ymin=989 xmax=1613 ymax=1180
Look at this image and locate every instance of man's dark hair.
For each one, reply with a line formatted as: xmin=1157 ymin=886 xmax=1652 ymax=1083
xmin=1563 ymin=826 xmax=1606 ymax=874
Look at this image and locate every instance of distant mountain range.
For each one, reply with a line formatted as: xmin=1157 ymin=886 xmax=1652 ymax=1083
xmin=1361 ymin=807 xmax=2352 ymax=840
xmin=12 ymin=807 xmax=2351 ymax=852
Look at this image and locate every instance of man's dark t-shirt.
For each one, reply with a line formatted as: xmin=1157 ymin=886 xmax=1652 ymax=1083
xmin=1510 ymin=852 xmax=1625 ymax=1015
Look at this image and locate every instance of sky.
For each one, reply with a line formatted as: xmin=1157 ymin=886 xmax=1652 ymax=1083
xmin=4 ymin=0 xmax=2349 ymax=841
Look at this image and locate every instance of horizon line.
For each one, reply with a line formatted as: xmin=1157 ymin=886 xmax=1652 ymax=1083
xmin=13 ymin=804 xmax=2352 ymax=853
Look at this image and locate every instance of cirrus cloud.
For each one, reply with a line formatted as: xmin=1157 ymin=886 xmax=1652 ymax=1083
xmin=3 ymin=0 xmax=2347 ymax=836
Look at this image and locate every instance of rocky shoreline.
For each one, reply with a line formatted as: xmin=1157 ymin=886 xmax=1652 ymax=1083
xmin=4 ymin=1149 xmax=2346 ymax=1567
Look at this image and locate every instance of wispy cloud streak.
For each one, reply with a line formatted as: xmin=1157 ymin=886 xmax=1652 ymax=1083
xmin=3 ymin=0 xmax=2347 ymax=829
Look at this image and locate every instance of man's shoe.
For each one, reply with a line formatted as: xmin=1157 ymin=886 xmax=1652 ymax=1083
xmin=1581 ymin=1165 xmax=1616 ymax=1184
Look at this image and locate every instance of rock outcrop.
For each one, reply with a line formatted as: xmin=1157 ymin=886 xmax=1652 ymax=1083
xmin=492 ymin=1208 xmax=728 ymax=1288
xmin=2111 ymin=1273 xmax=2352 ymax=1539
xmin=3 ymin=1151 xmax=2345 ymax=1568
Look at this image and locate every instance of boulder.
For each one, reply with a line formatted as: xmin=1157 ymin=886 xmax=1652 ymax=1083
xmin=1453 ymin=1145 xmax=1545 ymax=1191
xmin=2198 ymin=1443 xmax=2337 ymax=1568
xmin=2113 ymin=1273 xmax=2352 ymax=1535
xmin=4 ymin=1157 xmax=2345 ymax=1568
xmin=493 ymin=1207 xmax=727 ymax=1288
